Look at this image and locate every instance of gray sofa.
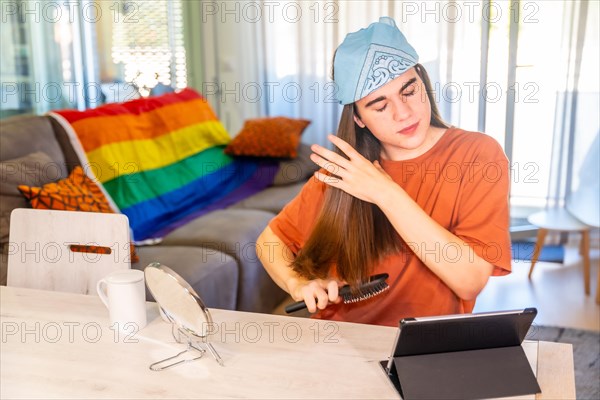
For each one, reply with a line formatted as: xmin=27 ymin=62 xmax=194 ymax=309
xmin=0 ymin=114 xmax=316 ymax=314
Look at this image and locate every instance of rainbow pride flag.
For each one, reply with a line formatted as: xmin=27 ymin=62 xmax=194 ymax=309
xmin=52 ymin=89 xmax=278 ymax=241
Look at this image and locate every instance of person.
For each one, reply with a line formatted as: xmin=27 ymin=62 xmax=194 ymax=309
xmin=257 ymin=17 xmax=511 ymax=327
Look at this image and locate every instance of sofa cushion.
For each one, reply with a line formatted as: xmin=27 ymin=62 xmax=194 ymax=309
xmin=0 ymin=243 xmax=8 ymax=286
xmin=49 ymin=116 xmax=81 ymax=173
xmin=272 ymin=143 xmax=318 ymax=186
xmin=18 ymin=166 xmax=113 ymax=212
xmin=0 ymin=115 xmax=67 ymax=166
xmin=133 ymin=245 xmax=238 ymax=311
xmin=0 ymin=151 xmax=68 ymax=244
xmin=0 ymin=151 xmax=63 ymax=195
xmin=224 ymin=117 xmax=310 ymax=158
xmin=159 ymin=209 xmax=287 ymax=313
xmin=1 ymin=115 xmax=70 ymax=246
xmin=0 ymin=196 xmax=27 ymax=245
xmin=229 ymin=181 xmax=305 ymax=214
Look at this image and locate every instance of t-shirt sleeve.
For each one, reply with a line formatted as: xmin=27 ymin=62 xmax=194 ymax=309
xmin=453 ymin=136 xmax=512 ymax=276
xmin=268 ymin=176 xmax=327 ymax=256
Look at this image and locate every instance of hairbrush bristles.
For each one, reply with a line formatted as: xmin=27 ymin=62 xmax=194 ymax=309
xmin=284 ymin=273 xmax=390 ymax=313
xmin=340 ymin=274 xmax=390 ymax=304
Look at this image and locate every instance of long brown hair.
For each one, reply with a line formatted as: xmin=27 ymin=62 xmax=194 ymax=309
xmin=291 ymin=63 xmax=449 ymax=287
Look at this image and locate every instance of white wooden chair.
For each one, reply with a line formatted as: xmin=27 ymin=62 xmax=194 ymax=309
xmin=527 ymin=208 xmax=594 ymax=302
xmin=528 ymin=133 xmax=599 ymax=303
xmin=7 ymin=209 xmax=131 ymax=295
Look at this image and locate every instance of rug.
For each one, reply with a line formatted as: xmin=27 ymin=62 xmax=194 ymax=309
xmin=526 ymin=325 xmax=600 ymax=399
xmin=512 ymin=241 xmax=565 ymax=263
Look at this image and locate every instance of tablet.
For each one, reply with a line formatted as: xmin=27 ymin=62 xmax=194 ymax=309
xmin=385 ymin=307 xmax=537 ymax=373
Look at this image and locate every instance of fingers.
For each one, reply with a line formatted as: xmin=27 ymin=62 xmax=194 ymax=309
xmin=311 ymin=135 xmax=383 ymax=183
xmin=310 ymin=153 xmax=346 ymax=179
xmin=299 ymin=279 xmax=342 ymax=313
xmin=326 ymin=280 xmax=340 ymax=303
xmin=309 ymin=134 xmax=368 ymax=175
xmin=327 ymin=134 xmax=362 ymax=159
xmin=315 ymin=288 xmax=330 ymax=310
xmin=310 ymin=143 xmax=352 ymax=171
xmin=314 ymin=171 xmax=344 ymax=188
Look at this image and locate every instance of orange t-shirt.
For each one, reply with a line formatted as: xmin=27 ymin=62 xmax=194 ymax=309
xmin=269 ymin=127 xmax=512 ymax=327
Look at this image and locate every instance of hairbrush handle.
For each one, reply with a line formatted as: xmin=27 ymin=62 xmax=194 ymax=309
xmin=284 ymin=273 xmax=389 ymax=314
xmin=285 ymin=299 xmax=311 ymax=313
xmin=285 ymin=285 xmax=352 ymax=314
xmin=284 ymin=284 xmax=352 ymax=314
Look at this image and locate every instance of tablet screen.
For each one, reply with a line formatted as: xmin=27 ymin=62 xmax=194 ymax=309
xmin=385 ymin=308 xmax=537 ymax=372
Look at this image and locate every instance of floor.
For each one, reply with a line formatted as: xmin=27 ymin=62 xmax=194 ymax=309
xmin=274 ymin=239 xmax=600 ymax=332
xmin=474 ymin=240 xmax=600 ymax=332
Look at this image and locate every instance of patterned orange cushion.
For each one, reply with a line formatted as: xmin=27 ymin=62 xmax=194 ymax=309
xmin=224 ymin=117 xmax=310 ymax=158
xmin=18 ymin=166 xmax=139 ymax=263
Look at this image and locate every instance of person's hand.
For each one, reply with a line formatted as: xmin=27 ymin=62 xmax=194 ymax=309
xmin=310 ymin=134 xmax=395 ymax=205
xmin=287 ymin=277 xmax=344 ymax=313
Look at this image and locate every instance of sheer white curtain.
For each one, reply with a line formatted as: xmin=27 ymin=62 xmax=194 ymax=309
xmin=199 ymin=0 xmax=450 ymax=147
xmin=195 ymin=0 xmax=598 ymax=210
xmin=562 ymin=0 xmax=600 ymax=227
xmin=547 ymin=0 xmax=599 ymax=210
xmin=1 ymin=2 xmax=83 ymax=116
xmin=259 ymin=0 xmax=453 ymax=147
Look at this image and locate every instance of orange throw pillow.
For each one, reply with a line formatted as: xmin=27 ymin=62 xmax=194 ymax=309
xmin=18 ymin=166 xmax=139 ymax=263
xmin=224 ymin=117 xmax=310 ymax=158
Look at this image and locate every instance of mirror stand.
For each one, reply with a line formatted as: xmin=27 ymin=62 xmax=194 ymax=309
xmin=149 ymin=342 xmax=204 ymax=371
xmin=149 ymin=311 xmax=224 ymax=371
xmin=144 ymin=263 xmax=225 ymax=371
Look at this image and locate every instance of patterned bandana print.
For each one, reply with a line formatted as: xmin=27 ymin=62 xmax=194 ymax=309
xmin=357 ymin=44 xmax=418 ymax=101
xmin=334 ymin=17 xmax=419 ymax=105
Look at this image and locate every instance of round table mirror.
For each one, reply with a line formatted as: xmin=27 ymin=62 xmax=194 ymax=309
xmin=144 ymin=262 xmax=223 ymax=369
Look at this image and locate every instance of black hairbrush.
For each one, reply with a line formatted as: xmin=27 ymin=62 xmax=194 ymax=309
xmin=284 ymin=273 xmax=389 ymax=314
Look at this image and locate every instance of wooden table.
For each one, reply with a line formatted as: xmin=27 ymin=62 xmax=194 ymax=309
xmin=0 ymin=286 xmax=576 ymax=399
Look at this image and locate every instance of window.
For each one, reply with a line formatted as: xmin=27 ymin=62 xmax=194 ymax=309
xmin=0 ymin=0 xmax=188 ymax=117
xmin=438 ymin=0 xmax=596 ymax=209
xmin=98 ymin=0 xmax=187 ymax=98
xmin=1 ymin=0 xmax=79 ymax=116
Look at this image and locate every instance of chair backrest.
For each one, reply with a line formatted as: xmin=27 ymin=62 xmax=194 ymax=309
xmin=7 ymin=209 xmax=131 ymax=295
xmin=567 ymin=132 xmax=600 ymax=227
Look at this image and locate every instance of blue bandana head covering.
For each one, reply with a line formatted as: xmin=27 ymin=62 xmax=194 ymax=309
xmin=334 ymin=17 xmax=419 ymax=105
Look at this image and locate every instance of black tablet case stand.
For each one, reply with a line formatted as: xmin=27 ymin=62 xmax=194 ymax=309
xmin=380 ymin=346 xmax=540 ymax=399
xmin=380 ymin=310 xmax=542 ymax=400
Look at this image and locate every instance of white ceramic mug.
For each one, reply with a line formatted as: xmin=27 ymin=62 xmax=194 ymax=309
xmin=97 ymin=269 xmax=147 ymax=331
